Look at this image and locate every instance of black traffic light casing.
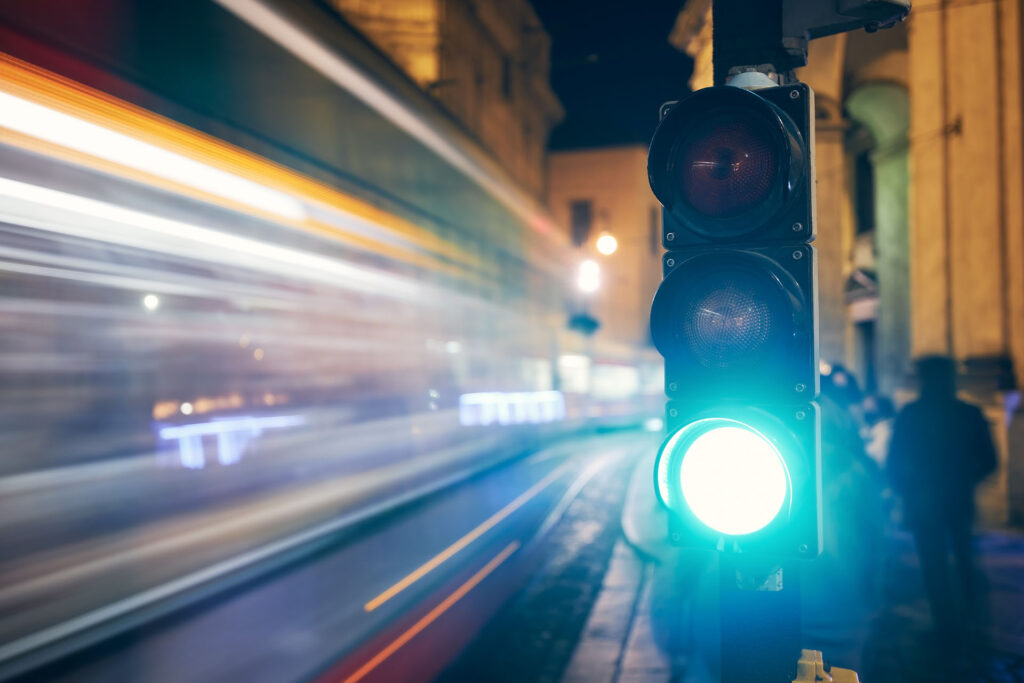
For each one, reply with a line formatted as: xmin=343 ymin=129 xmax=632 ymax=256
xmin=648 ymin=81 xmax=822 ymax=559
xmin=651 ymin=84 xmax=815 ymax=248
xmin=652 ymin=244 xmax=818 ymax=403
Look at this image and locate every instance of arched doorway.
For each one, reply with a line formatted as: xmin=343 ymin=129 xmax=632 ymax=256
xmin=845 ymin=83 xmax=910 ymax=398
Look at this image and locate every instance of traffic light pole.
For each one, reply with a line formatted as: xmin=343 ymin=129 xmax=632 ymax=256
xmin=719 ymin=557 xmax=801 ymax=682
xmin=712 ymin=0 xmax=803 ymax=87
xmin=711 ymin=2 xmax=803 ymax=681
xmin=647 ymin=1 xmax=908 ymax=680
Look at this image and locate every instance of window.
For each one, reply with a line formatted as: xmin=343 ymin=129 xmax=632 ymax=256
xmin=854 ymin=150 xmax=875 ymax=235
xmin=501 ymin=56 xmax=513 ymax=101
xmin=570 ymin=200 xmax=593 ymax=247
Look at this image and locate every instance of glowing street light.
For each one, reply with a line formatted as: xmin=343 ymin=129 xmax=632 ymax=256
xmin=142 ymin=294 xmax=160 ymax=311
xmin=577 ymin=259 xmax=600 ymax=293
xmin=596 ymin=232 xmax=618 ymax=256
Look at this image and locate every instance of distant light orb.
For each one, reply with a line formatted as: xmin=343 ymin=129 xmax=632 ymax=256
xmin=596 ymin=233 xmax=618 ymax=256
xmin=444 ymin=340 xmax=462 ymax=354
xmin=253 ymin=348 xmax=265 ymax=361
xmin=142 ymin=294 xmax=160 ymax=311
xmin=677 ymin=424 xmax=787 ymax=535
xmin=179 ymin=402 xmax=194 ymax=416
xmin=577 ymin=259 xmax=600 ymax=293
xmin=644 ymin=417 xmax=665 ymax=433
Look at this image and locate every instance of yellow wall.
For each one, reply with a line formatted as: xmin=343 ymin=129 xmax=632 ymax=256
xmin=547 ymin=146 xmax=663 ymax=348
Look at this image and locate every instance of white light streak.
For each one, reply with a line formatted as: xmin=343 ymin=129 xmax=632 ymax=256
xmin=160 ymin=415 xmax=307 ymax=470
xmin=458 ymin=391 xmax=565 ymax=427
xmin=0 ymin=91 xmax=306 ymax=221
xmin=0 ymin=177 xmax=421 ymax=300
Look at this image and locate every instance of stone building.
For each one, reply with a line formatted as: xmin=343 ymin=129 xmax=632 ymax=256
xmin=547 ymin=146 xmax=664 ymax=349
xmin=672 ymin=0 xmax=1024 ymax=525
xmin=331 ymin=0 xmax=563 ymax=198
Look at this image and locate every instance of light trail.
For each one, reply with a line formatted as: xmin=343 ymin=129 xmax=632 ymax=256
xmin=0 ymin=176 xmax=424 ymax=300
xmin=341 ymin=542 xmax=520 ymax=683
xmin=0 ymin=52 xmax=475 ymax=270
xmin=0 ymin=90 xmax=306 ymax=221
xmin=363 ymin=463 xmax=570 ymax=612
xmin=212 ymin=0 xmax=555 ymax=236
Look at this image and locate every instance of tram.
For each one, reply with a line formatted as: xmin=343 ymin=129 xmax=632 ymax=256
xmin=0 ymin=0 xmax=661 ymax=660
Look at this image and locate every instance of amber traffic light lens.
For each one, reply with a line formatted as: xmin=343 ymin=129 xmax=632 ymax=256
xmin=682 ymin=272 xmax=775 ymax=368
xmin=674 ymin=109 xmax=780 ymax=221
xmin=651 ymin=252 xmax=800 ymax=374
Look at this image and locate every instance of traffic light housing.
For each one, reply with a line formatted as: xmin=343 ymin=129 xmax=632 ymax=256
xmin=649 ymin=82 xmax=821 ymax=558
xmin=649 ymin=85 xmax=815 ymax=247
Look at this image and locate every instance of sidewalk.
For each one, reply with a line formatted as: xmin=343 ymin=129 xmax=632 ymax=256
xmin=561 ymin=540 xmax=673 ymax=683
xmin=862 ymin=530 xmax=1024 ymax=682
xmin=564 ymin=513 xmax=1024 ymax=683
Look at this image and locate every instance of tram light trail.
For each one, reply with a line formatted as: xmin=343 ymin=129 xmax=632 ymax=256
xmin=0 ymin=91 xmax=307 ymax=221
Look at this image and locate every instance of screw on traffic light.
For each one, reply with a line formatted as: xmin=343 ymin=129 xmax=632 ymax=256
xmin=648 ymin=81 xmax=821 ymax=559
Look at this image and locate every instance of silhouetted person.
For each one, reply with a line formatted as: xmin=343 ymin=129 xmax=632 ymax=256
xmin=887 ymin=356 xmax=997 ymax=641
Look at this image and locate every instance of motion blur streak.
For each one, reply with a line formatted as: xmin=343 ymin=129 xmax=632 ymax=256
xmin=342 ymin=542 xmax=521 ymax=683
xmin=0 ymin=177 xmax=422 ymax=299
xmin=458 ymin=390 xmax=566 ymax=426
xmin=0 ymin=17 xmax=663 ymax=677
xmin=159 ymin=415 xmax=308 ymax=469
xmin=364 ymin=464 xmax=569 ymax=611
xmin=213 ymin=0 xmax=551 ymax=234
xmin=0 ymin=91 xmax=306 ymax=221
xmin=0 ymin=53 xmax=470 ymax=268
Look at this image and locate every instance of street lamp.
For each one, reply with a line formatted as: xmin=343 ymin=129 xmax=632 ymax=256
xmin=577 ymin=259 xmax=600 ymax=293
xmin=596 ymin=233 xmax=618 ymax=256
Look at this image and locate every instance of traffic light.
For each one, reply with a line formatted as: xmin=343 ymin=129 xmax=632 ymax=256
xmin=648 ymin=82 xmax=821 ymax=558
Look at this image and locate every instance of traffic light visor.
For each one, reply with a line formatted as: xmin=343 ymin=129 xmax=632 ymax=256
xmin=649 ymin=86 xmax=805 ymax=240
xmin=656 ymin=418 xmax=790 ymax=536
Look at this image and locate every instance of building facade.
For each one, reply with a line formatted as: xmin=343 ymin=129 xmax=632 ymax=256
xmin=547 ymin=146 xmax=664 ymax=349
xmin=673 ymin=0 xmax=1024 ymax=525
xmin=331 ymin=0 xmax=563 ymax=199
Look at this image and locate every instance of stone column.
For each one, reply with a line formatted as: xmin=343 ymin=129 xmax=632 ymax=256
xmin=799 ymin=36 xmax=852 ymax=372
xmin=908 ymin=0 xmax=1024 ymax=524
xmin=846 ymin=84 xmax=910 ymax=398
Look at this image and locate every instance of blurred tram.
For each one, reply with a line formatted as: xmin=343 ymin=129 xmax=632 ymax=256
xmin=0 ymin=0 xmax=660 ymax=665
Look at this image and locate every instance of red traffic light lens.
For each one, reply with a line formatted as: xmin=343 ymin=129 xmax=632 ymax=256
xmin=675 ymin=109 xmax=780 ymax=220
xmin=648 ymin=86 xmax=807 ymax=241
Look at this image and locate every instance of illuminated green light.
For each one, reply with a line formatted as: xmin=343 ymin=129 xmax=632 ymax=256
xmin=661 ymin=420 xmax=788 ymax=536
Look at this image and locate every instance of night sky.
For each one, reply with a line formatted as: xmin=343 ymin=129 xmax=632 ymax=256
xmin=530 ymin=0 xmax=694 ymax=150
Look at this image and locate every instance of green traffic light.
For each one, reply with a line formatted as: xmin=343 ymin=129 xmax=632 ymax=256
xmin=657 ymin=418 xmax=790 ymax=536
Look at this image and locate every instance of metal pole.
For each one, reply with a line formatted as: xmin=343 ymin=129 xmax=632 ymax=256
xmin=712 ymin=0 xmax=800 ymax=86
xmin=719 ymin=555 xmax=802 ymax=683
